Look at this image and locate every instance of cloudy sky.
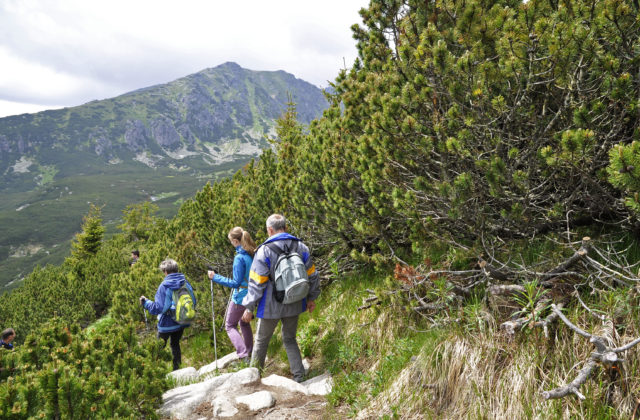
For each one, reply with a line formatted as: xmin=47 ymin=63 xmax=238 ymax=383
xmin=0 ymin=0 xmax=368 ymax=118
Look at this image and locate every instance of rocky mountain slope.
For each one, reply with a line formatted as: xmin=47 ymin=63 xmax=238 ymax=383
xmin=0 ymin=62 xmax=328 ymax=287
xmin=0 ymin=61 xmax=326 ymax=173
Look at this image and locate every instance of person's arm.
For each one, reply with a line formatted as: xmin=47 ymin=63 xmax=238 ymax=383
xmin=144 ymin=284 xmax=171 ymax=315
xmin=241 ymin=248 xmax=269 ymax=312
xmin=302 ymin=244 xmax=320 ymax=302
xmin=210 ymin=256 xmax=244 ymax=288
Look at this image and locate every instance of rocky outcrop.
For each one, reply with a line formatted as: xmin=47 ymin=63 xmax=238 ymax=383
xmin=177 ymin=124 xmax=197 ymax=146
xmin=0 ymin=135 xmax=10 ymax=154
xmin=151 ymin=117 xmax=181 ymax=149
xmin=124 ymin=120 xmax=150 ymax=151
xmin=16 ymin=136 xmax=28 ymax=154
xmin=159 ymin=353 xmax=333 ymax=419
xmin=94 ymin=135 xmax=112 ymax=156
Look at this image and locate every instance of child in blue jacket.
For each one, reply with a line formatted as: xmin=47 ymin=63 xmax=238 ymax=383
xmin=208 ymin=227 xmax=256 ymax=361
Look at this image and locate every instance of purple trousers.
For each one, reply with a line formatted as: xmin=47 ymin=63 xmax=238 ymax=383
xmin=225 ymin=302 xmax=253 ymax=358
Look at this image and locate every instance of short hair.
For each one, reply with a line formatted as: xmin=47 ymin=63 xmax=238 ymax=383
xmin=131 ymin=250 xmax=139 ymax=257
xmin=159 ymin=259 xmax=179 ymax=274
xmin=266 ymin=214 xmax=287 ymax=232
xmin=1 ymin=328 xmax=15 ymax=340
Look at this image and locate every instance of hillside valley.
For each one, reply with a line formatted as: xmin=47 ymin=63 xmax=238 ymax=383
xmin=0 ymin=62 xmax=328 ymax=288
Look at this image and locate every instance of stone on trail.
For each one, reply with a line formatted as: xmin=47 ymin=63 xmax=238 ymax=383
xmin=198 ymin=351 xmax=239 ymax=377
xmin=211 ymin=394 xmax=238 ymax=417
xmin=303 ymin=373 xmax=333 ymax=396
xmin=160 ymin=373 xmax=232 ymax=419
xmin=167 ymin=367 xmax=198 ymax=385
xmin=302 ymin=358 xmax=310 ymax=374
xmin=218 ymin=367 xmax=260 ymax=390
xmin=236 ymin=391 xmax=276 ymax=411
xmin=261 ymin=374 xmax=309 ymax=394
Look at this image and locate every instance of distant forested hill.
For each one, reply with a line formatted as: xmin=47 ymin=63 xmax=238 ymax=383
xmin=0 ymin=62 xmax=328 ymax=288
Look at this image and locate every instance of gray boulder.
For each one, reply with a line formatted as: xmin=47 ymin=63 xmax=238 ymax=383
xmin=197 ymin=352 xmax=240 ymax=377
xmin=303 ymin=373 xmax=333 ymax=396
xmin=167 ymin=367 xmax=198 ymax=385
xmin=160 ymin=373 xmax=232 ymax=419
xmin=211 ymin=395 xmax=238 ymax=417
xmin=261 ymin=374 xmax=308 ymax=395
xmin=236 ymin=391 xmax=276 ymax=411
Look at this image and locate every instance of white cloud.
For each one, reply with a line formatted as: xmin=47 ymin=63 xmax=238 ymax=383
xmin=0 ymin=99 xmax=64 ymax=117
xmin=0 ymin=0 xmax=367 ymax=117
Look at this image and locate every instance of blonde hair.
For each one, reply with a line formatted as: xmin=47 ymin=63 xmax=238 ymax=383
xmin=228 ymin=227 xmax=257 ymax=256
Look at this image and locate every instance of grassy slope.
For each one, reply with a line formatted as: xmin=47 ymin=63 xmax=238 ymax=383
xmin=0 ymin=156 xmax=251 ymax=289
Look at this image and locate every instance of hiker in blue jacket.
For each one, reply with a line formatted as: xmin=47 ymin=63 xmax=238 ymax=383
xmin=140 ymin=259 xmax=196 ymax=370
xmin=208 ymin=227 xmax=256 ymax=362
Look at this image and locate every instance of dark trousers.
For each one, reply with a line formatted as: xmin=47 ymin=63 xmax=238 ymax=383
xmin=158 ymin=328 xmax=184 ymax=370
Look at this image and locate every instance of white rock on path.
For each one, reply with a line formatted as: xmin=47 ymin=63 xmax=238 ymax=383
xmin=218 ymin=367 xmax=260 ymax=390
xmin=167 ymin=367 xmax=198 ymax=385
xmin=261 ymin=374 xmax=309 ymax=395
xmin=198 ymin=352 xmax=240 ymax=377
xmin=236 ymin=391 xmax=276 ymax=411
xmin=303 ymin=373 xmax=333 ymax=396
xmin=160 ymin=373 xmax=232 ymax=419
xmin=161 ymin=368 xmax=259 ymax=419
xmin=211 ymin=395 xmax=238 ymax=417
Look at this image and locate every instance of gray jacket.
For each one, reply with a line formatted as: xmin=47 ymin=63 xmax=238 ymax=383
xmin=242 ymin=233 xmax=320 ymax=319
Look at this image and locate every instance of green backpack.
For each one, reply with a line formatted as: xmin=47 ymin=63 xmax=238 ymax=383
xmin=170 ymin=284 xmax=196 ymax=325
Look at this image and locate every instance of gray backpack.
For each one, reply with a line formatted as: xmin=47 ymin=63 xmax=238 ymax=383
xmin=265 ymin=241 xmax=310 ymax=304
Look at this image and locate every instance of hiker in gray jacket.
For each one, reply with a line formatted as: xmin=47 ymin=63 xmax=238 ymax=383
xmin=241 ymin=214 xmax=320 ymax=382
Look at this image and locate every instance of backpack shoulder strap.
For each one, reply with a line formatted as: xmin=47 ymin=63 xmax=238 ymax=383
xmin=265 ymin=241 xmax=284 ymax=256
xmin=264 ymin=239 xmax=301 ymax=279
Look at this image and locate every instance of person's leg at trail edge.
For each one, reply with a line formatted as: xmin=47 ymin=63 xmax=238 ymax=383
xmin=239 ymin=311 xmax=253 ymax=358
xmin=281 ymin=315 xmax=305 ymax=382
xmin=225 ymin=302 xmax=250 ymax=359
xmin=251 ymin=317 xmax=278 ymax=372
xmin=169 ymin=328 xmax=184 ymax=370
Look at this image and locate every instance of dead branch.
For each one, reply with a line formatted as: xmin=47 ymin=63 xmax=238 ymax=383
xmin=534 ymin=302 xmax=564 ymax=338
xmin=542 ymin=304 xmax=640 ymax=401
xmin=412 ymin=302 xmax=446 ymax=311
xmin=489 ymin=284 xmax=526 ymax=296
xmin=543 ymin=359 xmax=598 ymax=400
xmin=478 ymin=258 xmax=511 ymax=282
xmin=543 ymin=237 xmax=591 ymax=277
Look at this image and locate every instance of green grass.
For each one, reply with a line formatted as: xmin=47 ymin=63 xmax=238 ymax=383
xmin=85 ymin=313 xmax=116 ymax=338
xmin=181 ymin=330 xmax=234 ymax=369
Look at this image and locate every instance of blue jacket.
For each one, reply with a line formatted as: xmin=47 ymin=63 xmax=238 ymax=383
xmin=144 ymin=273 xmax=196 ymax=333
xmin=0 ymin=340 xmax=13 ymax=350
xmin=211 ymin=246 xmax=252 ymax=305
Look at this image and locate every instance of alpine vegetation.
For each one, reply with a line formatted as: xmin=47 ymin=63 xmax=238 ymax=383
xmin=2 ymin=0 xmax=640 ymax=418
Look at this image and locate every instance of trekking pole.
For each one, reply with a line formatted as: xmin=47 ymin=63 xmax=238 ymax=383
xmin=222 ymin=289 xmax=233 ymax=327
xmin=210 ymin=277 xmax=218 ymax=371
xmin=143 ymin=308 xmax=149 ymax=331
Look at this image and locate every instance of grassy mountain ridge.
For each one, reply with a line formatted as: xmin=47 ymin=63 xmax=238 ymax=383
xmin=0 ymin=62 xmax=328 ymax=287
